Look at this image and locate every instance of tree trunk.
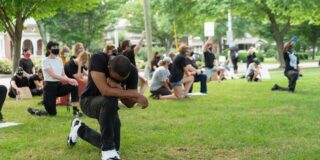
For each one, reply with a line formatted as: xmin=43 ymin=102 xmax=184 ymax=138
xmin=36 ymin=20 xmax=48 ymax=47
xmin=12 ymin=16 xmax=23 ymax=73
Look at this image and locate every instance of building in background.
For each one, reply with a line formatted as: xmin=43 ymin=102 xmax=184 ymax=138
xmin=0 ymin=18 xmax=43 ymax=60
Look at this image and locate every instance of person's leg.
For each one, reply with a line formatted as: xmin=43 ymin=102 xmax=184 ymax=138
xmin=0 ymin=85 xmax=7 ymax=120
xmin=204 ymin=67 xmax=212 ymax=81
xmin=160 ymin=86 xmax=183 ymax=100
xmin=138 ymin=75 xmax=148 ymax=95
xmin=114 ymin=113 xmax=121 ymax=151
xmin=198 ymin=74 xmax=207 ymax=93
xmin=287 ymin=70 xmax=299 ymax=92
xmin=189 ymin=75 xmax=200 ymax=93
xmin=8 ymin=88 xmax=17 ymax=98
xmin=157 ymin=87 xmax=171 ymax=95
xmin=42 ymin=82 xmax=59 ymax=115
xmin=56 ymin=83 xmax=81 ymax=116
xmin=183 ymin=76 xmax=194 ymax=97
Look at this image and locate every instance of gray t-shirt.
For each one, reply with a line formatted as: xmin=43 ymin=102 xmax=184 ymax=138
xmin=150 ymin=66 xmax=170 ymax=91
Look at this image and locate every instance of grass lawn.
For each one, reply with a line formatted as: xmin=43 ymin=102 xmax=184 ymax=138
xmin=1 ymin=68 xmax=320 ymax=160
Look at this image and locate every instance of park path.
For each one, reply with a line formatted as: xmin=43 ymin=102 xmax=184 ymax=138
xmin=0 ymin=62 xmax=319 ymax=89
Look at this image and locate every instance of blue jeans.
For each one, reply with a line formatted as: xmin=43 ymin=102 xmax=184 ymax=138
xmin=189 ymin=74 xmax=207 ymax=93
xmin=204 ymin=67 xmax=216 ymax=81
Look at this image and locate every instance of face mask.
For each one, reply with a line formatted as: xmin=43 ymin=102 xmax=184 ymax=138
xmin=23 ymin=53 xmax=31 ymax=59
xmin=51 ymin=49 xmax=60 ymax=55
xmin=17 ymin=72 xmax=23 ymax=76
xmin=64 ymin=52 xmax=69 ymax=57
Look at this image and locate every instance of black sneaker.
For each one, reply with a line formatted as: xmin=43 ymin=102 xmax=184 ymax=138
xmin=0 ymin=112 xmax=3 ymax=121
xmin=271 ymin=84 xmax=279 ymax=91
xmin=152 ymin=94 xmax=160 ymax=100
xmin=27 ymin=108 xmax=48 ymax=116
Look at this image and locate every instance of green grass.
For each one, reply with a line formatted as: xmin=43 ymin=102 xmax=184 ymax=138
xmin=1 ymin=68 xmax=320 ymax=160
xmin=264 ymin=57 xmax=319 ymax=64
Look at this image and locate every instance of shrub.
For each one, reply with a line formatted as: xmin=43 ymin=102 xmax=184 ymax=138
xmin=238 ymin=51 xmax=264 ymax=63
xmin=297 ymin=52 xmax=309 ymax=60
xmin=265 ymin=48 xmax=277 ymax=58
xmin=0 ymin=59 xmax=12 ymax=74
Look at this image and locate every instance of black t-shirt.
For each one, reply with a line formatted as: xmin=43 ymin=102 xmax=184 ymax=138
xmin=122 ymin=46 xmax=136 ymax=66
xmin=185 ymin=57 xmax=198 ymax=69
xmin=230 ymin=47 xmax=238 ymax=60
xmin=247 ymin=52 xmax=256 ymax=65
xmin=81 ymin=53 xmax=138 ymax=98
xmin=11 ymin=75 xmax=29 ymax=88
xmin=28 ymin=74 xmax=41 ymax=89
xmin=169 ymin=54 xmax=187 ymax=83
xmin=19 ymin=58 xmax=34 ymax=74
xmin=204 ymin=50 xmax=215 ymax=68
xmin=64 ymin=59 xmax=82 ymax=79
xmin=151 ymin=58 xmax=160 ymax=72
xmin=284 ymin=51 xmax=299 ymax=73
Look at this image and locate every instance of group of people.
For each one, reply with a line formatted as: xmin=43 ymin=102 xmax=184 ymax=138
xmin=0 ymin=33 xmax=302 ymax=159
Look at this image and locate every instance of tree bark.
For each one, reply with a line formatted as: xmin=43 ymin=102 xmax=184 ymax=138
xmin=12 ymin=15 xmax=24 ymax=73
xmin=36 ymin=20 xmax=48 ymax=48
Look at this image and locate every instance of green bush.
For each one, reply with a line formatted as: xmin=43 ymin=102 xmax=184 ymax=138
xmin=0 ymin=59 xmax=12 ymax=74
xmin=265 ymin=48 xmax=277 ymax=58
xmin=297 ymin=52 xmax=309 ymax=60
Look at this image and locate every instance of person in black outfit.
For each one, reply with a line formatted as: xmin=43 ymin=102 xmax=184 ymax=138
xmin=0 ymin=85 xmax=7 ymax=121
xmin=28 ymin=68 xmax=43 ymax=96
xmin=247 ymin=47 xmax=256 ymax=68
xmin=8 ymin=67 xmax=30 ymax=98
xmin=28 ymin=41 xmax=82 ymax=117
xmin=186 ymin=51 xmax=207 ymax=94
xmin=64 ymin=51 xmax=89 ymax=82
xmin=120 ymin=32 xmax=148 ymax=95
xmin=272 ymin=36 xmax=300 ymax=92
xmin=19 ymin=48 xmax=35 ymax=76
xmin=66 ymin=54 xmax=148 ymax=160
xmin=150 ymin=51 xmax=161 ymax=73
xmin=229 ymin=46 xmax=239 ymax=74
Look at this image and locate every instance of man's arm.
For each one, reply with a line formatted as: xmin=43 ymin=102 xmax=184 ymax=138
xmin=134 ymin=31 xmax=145 ymax=53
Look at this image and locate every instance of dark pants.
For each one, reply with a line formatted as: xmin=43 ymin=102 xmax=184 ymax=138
xmin=31 ymin=88 xmax=43 ymax=96
xmin=0 ymin=85 xmax=7 ymax=112
xmin=79 ymin=96 xmax=121 ymax=151
xmin=189 ymin=74 xmax=207 ymax=93
xmin=247 ymin=72 xmax=259 ymax=82
xmin=276 ymin=70 xmax=299 ymax=92
xmin=8 ymin=87 xmax=18 ymax=98
xmin=43 ymin=81 xmax=78 ymax=116
xmin=150 ymin=86 xmax=171 ymax=96
xmin=231 ymin=58 xmax=238 ymax=73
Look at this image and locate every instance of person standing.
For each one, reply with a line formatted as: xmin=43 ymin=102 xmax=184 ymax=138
xmin=27 ymin=41 xmax=82 ymax=116
xmin=19 ymin=48 xmax=35 ymax=76
xmin=150 ymin=51 xmax=161 ymax=74
xmin=0 ymin=85 xmax=7 ymax=121
xmin=66 ymin=54 xmax=148 ymax=160
xmin=272 ymin=36 xmax=300 ymax=92
xmin=247 ymin=47 xmax=256 ymax=68
xmin=229 ymin=46 xmax=239 ymax=74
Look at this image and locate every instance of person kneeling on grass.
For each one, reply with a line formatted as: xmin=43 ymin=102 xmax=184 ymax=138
xmin=150 ymin=57 xmax=172 ymax=99
xmin=8 ymin=67 xmax=30 ymax=99
xmin=0 ymin=85 xmax=7 ymax=121
xmin=67 ymin=54 xmax=148 ymax=160
xmin=28 ymin=41 xmax=83 ymax=117
xmin=272 ymin=36 xmax=300 ymax=93
xmin=28 ymin=68 xmax=44 ymax=96
xmin=245 ymin=58 xmax=262 ymax=82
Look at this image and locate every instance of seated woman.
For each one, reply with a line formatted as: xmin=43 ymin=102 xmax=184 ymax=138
xmin=64 ymin=51 xmax=90 ymax=96
xmin=150 ymin=58 xmax=172 ymax=99
xmin=245 ymin=58 xmax=261 ymax=82
xmin=28 ymin=41 xmax=82 ymax=117
xmin=28 ymin=68 xmax=44 ymax=96
xmin=8 ymin=67 xmax=30 ymax=98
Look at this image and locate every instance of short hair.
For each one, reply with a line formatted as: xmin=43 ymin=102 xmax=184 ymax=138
xmin=37 ymin=68 xmax=42 ymax=73
xmin=22 ymin=48 xmax=30 ymax=53
xmin=178 ymin=44 xmax=188 ymax=54
xmin=109 ymin=55 xmax=131 ymax=78
xmin=46 ymin=41 xmax=59 ymax=57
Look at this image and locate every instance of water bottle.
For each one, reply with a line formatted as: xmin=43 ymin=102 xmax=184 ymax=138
xmin=16 ymin=95 xmax=20 ymax=101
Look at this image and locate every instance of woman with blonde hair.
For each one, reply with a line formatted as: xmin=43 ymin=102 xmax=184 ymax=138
xmin=71 ymin=42 xmax=84 ymax=59
xmin=247 ymin=46 xmax=256 ymax=68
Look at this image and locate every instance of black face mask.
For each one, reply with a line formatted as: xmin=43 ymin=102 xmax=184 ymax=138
xmin=17 ymin=73 xmax=23 ymax=76
xmin=51 ymin=49 xmax=60 ymax=55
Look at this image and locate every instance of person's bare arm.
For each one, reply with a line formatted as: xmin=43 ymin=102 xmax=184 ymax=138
xmin=34 ymin=80 xmax=43 ymax=89
xmin=163 ymin=80 xmax=171 ymax=91
xmin=134 ymin=31 xmax=145 ymax=53
xmin=186 ymin=64 xmax=197 ymax=75
xmin=44 ymin=68 xmax=77 ymax=86
xmin=11 ymin=81 xmax=19 ymax=90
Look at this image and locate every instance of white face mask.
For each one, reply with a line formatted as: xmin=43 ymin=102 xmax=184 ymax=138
xmin=64 ymin=52 xmax=69 ymax=57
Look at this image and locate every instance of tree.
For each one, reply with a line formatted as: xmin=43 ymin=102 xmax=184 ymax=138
xmin=0 ymin=0 xmax=99 ymax=72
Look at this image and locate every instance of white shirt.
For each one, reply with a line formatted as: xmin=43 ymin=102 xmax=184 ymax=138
xmin=42 ymin=57 xmax=63 ymax=82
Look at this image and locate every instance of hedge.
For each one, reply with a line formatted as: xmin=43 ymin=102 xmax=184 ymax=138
xmin=0 ymin=59 xmax=12 ymax=74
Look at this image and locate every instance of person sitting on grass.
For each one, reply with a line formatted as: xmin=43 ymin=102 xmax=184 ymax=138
xmin=245 ymin=58 xmax=262 ymax=82
xmin=66 ymin=54 xmax=148 ymax=160
xmin=27 ymin=41 xmax=83 ymax=117
xmin=8 ymin=67 xmax=30 ymax=99
xmin=272 ymin=36 xmax=300 ymax=93
xmin=0 ymin=84 xmax=7 ymax=121
xmin=28 ymin=68 xmax=44 ymax=96
xmin=150 ymin=57 xmax=172 ymax=99
xmin=159 ymin=44 xmax=194 ymax=100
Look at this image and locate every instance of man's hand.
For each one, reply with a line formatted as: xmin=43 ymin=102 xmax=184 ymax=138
xmin=107 ymin=78 xmax=123 ymax=89
xmin=136 ymin=95 xmax=148 ymax=109
xmin=68 ymin=79 xmax=78 ymax=86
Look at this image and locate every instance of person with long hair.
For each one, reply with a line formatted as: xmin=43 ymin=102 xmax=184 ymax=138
xmin=71 ymin=42 xmax=84 ymax=59
xmin=150 ymin=51 xmax=161 ymax=74
xmin=120 ymin=31 xmax=148 ymax=95
xmin=27 ymin=41 xmax=82 ymax=116
xmin=272 ymin=36 xmax=300 ymax=92
xmin=159 ymin=44 xmax=194 ymax=99
xmin=60 ymin=46 xmax=70 ymax=64
xmin=247 ymin=46 xmax=256 ymax=68
xmin=203 ymin=39 xmax=224 ymax=81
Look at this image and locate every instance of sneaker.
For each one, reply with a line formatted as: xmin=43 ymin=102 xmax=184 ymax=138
xmin=101 ymin=150 xmax=120 ymax=160
xmin=271 ymin=84 xmax=279 ymax=91
xmin=67 ymin=118 xmax=81 ymax=147
xmin=0 ymin=112 xmax=3 ymax=121
xmin=27 ymin=108 xmax=48 ymax=116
